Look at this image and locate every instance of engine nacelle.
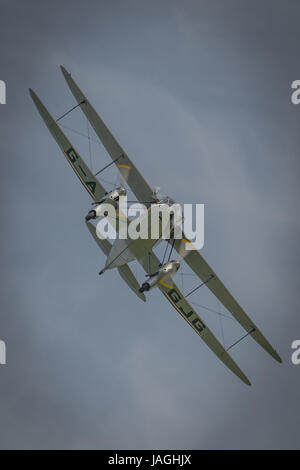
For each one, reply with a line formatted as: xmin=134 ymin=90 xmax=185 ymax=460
xmin=139 ymin=260 xmax=180 ymax=292
xmin=85 ymin=187 xmax=126 ymax=221
xmin=103 ymin=187 xmax=127 ymax=203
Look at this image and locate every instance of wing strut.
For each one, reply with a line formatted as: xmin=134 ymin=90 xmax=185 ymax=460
xmin=29 ymin=88 xmax=106 ymax=202
xmin=185 ymin=274 xmax=215 ymax=298
xmin=56 ymin=100 xmax=86 ymax=122
xmin=226 ymin=328 xmax=256 ymax=352
xmin=94 ymin=154 xmax=125 ymax=177
xmin=60 ymin=65 xmax=155 ymax=204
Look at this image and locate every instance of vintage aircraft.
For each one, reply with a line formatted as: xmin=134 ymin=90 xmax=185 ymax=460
xmin=29 ymin=67 xmax=282 ymax=385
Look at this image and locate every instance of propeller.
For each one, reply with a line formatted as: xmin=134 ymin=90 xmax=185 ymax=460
xmin=152 ymin=187 xmax=174 ymax=206
xmin=163 ymin=236 xmax=192 ymax=267
xmin=116 ymin=162 xmax=131 ymax=190
xmin=143 ymin=237 xmax=192 ymax=283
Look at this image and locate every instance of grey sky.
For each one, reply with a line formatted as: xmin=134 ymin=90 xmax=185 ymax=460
xmin=0 ymin=0 xmax=299 ymax=449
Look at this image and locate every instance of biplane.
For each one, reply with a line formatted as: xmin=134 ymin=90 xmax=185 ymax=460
xmin=29 ymin=67 xmax=282 ymax=385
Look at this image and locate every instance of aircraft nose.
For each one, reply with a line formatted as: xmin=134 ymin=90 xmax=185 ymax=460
xmin=85 ymin=210 xmax=96 ymax=221
xmin=139 ymin=282 xmax=150 ymax=293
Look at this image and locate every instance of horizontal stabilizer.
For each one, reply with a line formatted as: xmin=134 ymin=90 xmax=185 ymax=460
xmin=86 ymin=222 xmax=146 ymax=301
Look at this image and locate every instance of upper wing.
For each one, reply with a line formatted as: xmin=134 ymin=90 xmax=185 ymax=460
xmin=172 ymin=237 xmax=282 ymax=363
xmin=29 ymin=89 xmax=106 ymax=202
xmin=138 ymin=251 xmax=251 ymax=385
xmin=60 ymin=66 xmax=155 ymax=204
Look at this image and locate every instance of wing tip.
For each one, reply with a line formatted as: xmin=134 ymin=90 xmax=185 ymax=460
xmin=274 ymin=351 xmax=282 ymax=363
xmin=29 ymin=88 xmax=43 ymax=112
xmin=244 ymin=377 xmax=252 ymax=386
xmin=238 ymin=370 xmax=251 ymax=386
xmin=60 ymin=65 xmax=70 ymax=78
xmin=138 ymin=292 xmax=146 ymax=302
xmin=29 ymin=87 xmax=36 ymax=100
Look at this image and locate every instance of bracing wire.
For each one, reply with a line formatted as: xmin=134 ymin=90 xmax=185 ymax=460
xmin=60 ymin=125 xmax=117 ymax=188
xmin=60 ymin=124 xmax=100 ymax=145
xmin=189 ymin=301 xmax=234 ymax=321
xmin=218 ymin=301 xmax=226 ymax=348
xmin=86 ymin=118 xmax=93 ymax=172
xmin=161 ymin=240 xmax=169 ymax=266
xmin=167 ymin=238 xmax=176 ymax=262
xmin=180 ymin=263 xmax=184 ymax=290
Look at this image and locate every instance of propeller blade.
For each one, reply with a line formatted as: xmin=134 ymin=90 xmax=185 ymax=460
xmin=175 ymin=238 xmax=194 ymax=262
xmin=116 ymin=162 xmax=131 ymax=189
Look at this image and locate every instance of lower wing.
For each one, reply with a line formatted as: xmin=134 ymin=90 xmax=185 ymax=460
xmin=138 ymin=251 xmax=251 ymax=385
xmin=171 ymin=237 xmax=281 ymax=363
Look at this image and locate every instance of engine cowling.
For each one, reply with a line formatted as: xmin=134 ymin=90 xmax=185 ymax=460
xmin=139 ymin=260 xmax=180 ymax=293
xmin=85 ymin=187 xmax=126 ymax=221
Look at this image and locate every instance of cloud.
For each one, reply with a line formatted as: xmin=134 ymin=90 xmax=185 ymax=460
xmin=0 ymin=0 xmax=299 ymax=449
